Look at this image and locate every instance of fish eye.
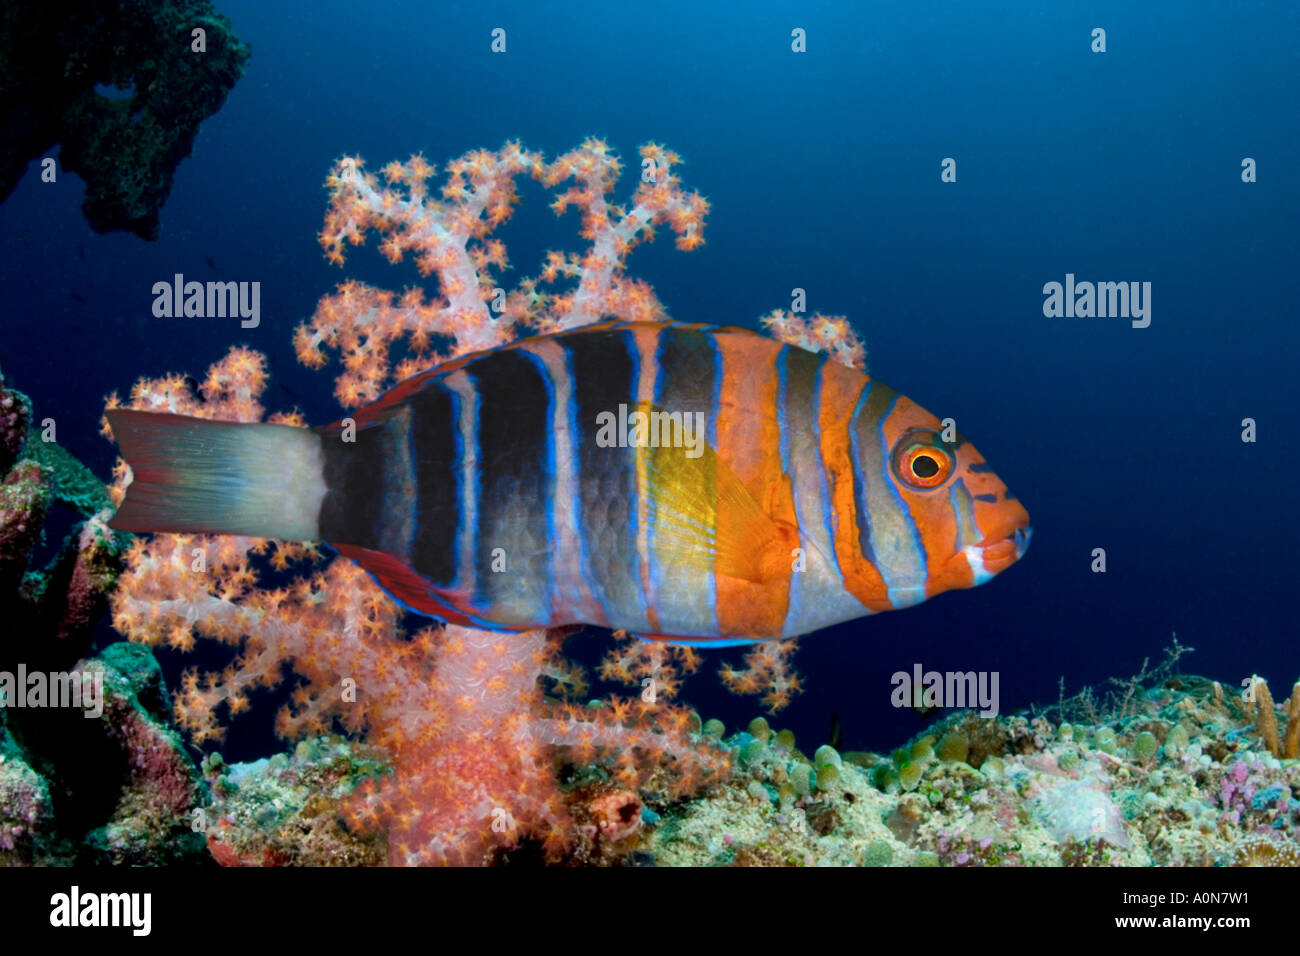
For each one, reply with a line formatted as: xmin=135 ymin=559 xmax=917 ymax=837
xmin=912 ymin=454 xmax=939 ymax=479
xmin=891 ymin=429 xmax=954 ymax=490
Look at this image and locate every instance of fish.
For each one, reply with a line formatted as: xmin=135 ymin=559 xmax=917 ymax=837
xmin=105 ymin=320 xmax=1031 ymax=644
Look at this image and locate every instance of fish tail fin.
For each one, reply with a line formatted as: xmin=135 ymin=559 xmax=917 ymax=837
xmin=105 ymin=409 xmax=326 ymax=540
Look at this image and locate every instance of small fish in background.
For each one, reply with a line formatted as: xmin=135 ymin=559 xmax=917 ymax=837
xmin=69 ymin=292 xmax=87 ymax=305
xmin=264 ymin=351 xmax=300 ymax=405
xmin=105 ymin=321 xmax=1031 ymax=644
xmin=77 ymin=242 xmax=86 ymax=260
xmin=908 ymin=689 xmax=938 ymax=719
xmin=204 ymin=255 xmax=217 ymax=271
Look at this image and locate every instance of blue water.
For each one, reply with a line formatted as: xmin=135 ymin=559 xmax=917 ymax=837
xmin=1 ymin=0 xmax=1296 ymax=757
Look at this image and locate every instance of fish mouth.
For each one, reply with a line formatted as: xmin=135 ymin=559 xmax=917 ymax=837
xmin=974 ymin=525 xmax=1033 ymax=576
xmin=1009 ymin=525 xmax=1032 ymax=560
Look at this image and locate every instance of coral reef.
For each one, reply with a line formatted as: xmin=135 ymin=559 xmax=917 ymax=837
xmin=199 ymin=740 xmax=388 ymax=867
xmin=0 ymin=369 xmax=204 ymax=865
xmin=0 ymin=717 xmax=54 ymax=864
xmin=0 ymin=368 xmax=124 ymax=669
xmin=97 ymin=637 xmax=1298 ymax=867
xmin=1 ymin=641 xmax=207 ymax=865
xmin=0 ymin=0 xmax=250 ymax=238
xmin=640 ymin=649 xmax=1300 ymax=867
xmin=81 ymin=643 xmax=207 ymax=863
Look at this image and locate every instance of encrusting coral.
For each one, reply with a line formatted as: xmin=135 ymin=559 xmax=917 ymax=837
xmin=1 ymin=368 xmax=123 ymax=660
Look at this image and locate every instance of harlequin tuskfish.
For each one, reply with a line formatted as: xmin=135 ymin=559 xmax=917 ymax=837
xmin=106 ymin=321 xmax=1030 ymax=645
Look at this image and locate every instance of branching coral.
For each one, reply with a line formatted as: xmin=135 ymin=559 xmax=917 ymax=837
xmin=759 ymin=309 xmax=865 ymax=373
xmin=1242 ymin=675 xmax=1300 ymax=760
xmin=719 ymin=640 xmax=804 ymax=714
xmin=296 ymin=139 xmax=709 ymax=407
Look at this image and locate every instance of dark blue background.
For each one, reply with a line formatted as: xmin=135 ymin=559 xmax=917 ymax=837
xmin=1 ymin=0 xmax=1296 ymax=757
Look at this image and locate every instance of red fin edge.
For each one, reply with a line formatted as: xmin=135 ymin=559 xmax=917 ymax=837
xmin=332 ymin=543 xmax=479 ymax=626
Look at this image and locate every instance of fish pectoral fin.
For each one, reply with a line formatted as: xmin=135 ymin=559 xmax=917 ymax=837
xmin=636 ymin=417 xmax=799 ymax=586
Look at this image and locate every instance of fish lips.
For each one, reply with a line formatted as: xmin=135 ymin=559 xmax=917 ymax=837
xmin=977 ymin=525 xmax=1033 ymax=575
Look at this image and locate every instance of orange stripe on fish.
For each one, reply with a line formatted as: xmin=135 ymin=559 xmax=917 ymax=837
xmin=714 ymin=332 xmax=796 ymax=638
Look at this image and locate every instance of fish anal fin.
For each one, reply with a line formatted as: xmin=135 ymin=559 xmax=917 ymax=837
xmin=332 ymin=543 xmax=490 ymax=627
xmin=635 ymin=632 xmax=760 ymax=648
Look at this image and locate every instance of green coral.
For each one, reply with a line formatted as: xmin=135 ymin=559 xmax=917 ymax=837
xmin=21 ymin=430 xmax=112 ymax=516
xmin=936 ymin=732 xmax=969 ymax=763
xmin=790 ymin=763 xmax=814 ymax=796
xmin=1094 ymin=727 xmax=1117 ymax=754
xmin=813 ymin=744 xmax=842 ymax=769
xmin=862 ymin=840 xmax=893 ymax=866
xmin=898 ymin=760 xmax=924 ymax=791
xmin=1132 ymin=731 xmax=1160 ymax=761
xmin=742 ymin=739 xmax=769 ymax=766
xmin=1165 ymin=725 xmax=1189 ymax=756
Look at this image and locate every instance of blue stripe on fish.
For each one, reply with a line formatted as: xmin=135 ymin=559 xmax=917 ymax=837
xmin=809 ymin=354 xmax=843 ymax=583
xmin=849 ymin=382 xmax=879 ymax=574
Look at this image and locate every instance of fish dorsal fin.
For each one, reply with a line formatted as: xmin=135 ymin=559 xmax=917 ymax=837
xmin=633 ymin=402 xmax=798 ymax=585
